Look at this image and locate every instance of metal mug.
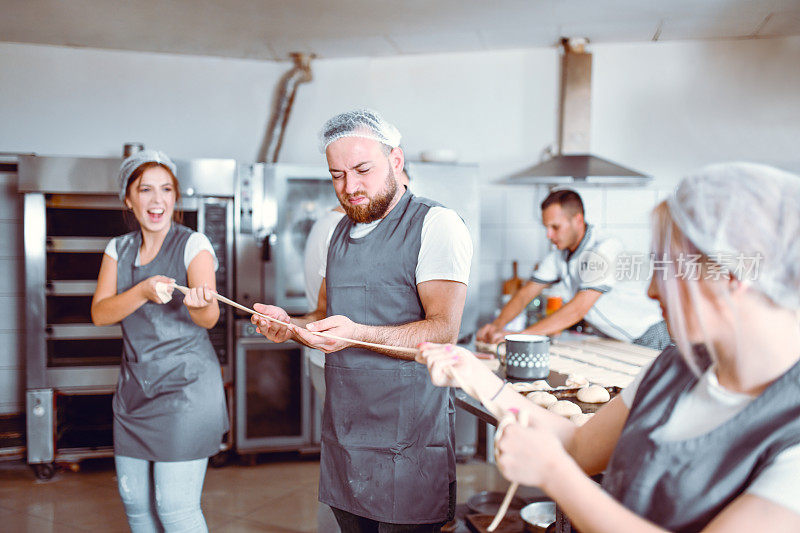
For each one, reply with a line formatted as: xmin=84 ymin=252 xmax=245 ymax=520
xmin=521 ymin=501 xmax=556 ymax=533
xmin=501 ymin=334 xmax=550 ymax=380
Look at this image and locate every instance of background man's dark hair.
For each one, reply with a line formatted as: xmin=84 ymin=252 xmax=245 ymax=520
xmin=541 ymin=189 xmax=584 ymax=217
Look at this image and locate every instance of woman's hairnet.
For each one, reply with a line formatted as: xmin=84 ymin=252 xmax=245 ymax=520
xmin=667 ymin=162 xmax=800 ymax=310
xmin=318 ymin=108 xmax=402 ymax=153
xmin=118 ymin=149 xmax=177 ymax=201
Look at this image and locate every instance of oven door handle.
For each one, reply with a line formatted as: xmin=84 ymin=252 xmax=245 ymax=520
xmin=262 ymin=233 xmax=277 ymax=262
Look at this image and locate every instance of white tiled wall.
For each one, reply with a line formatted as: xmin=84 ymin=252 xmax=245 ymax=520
xmin=477 ymin=183 xmax=672 ymax=324
xmin=478 ymin=185 xmax=544 ymax=323
xmin=577 ymin=189 xmax=605 ymax=227
xmin=605 ymin=189 xmax=659 ymax=226
xmin=0 ymin=171 xmax=23 ymax=415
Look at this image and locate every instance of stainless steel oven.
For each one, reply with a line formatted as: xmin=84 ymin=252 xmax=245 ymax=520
xmin=236 ymin=163 xmax=337 ymax=314
xmin=233 ymin=164 xmax=336 ymax=454
xmin=19 ymin=155 xmax=235 ymax=476
xmin=234 ymin=320 xmax=313 ymax=452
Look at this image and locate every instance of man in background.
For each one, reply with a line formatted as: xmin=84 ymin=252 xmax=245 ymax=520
xmin=478 ymin=189 xmax=669 ymax=350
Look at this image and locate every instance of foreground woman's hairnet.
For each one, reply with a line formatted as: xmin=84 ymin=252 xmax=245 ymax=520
xmin=318 ymin=108 xmax=402 ymax=153
xmin=667 ymin=162 xmax=800 ymax=310
xmin=654 ymin=162 xmax=800 ymax=371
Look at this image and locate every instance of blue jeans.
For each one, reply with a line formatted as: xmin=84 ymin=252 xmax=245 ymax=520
xmin=115 ymin=455 xmax=209 ymax=533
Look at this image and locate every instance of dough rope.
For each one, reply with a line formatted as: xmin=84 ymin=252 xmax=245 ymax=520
xmin=157 ymin=281 xmax=520 ymax=530
xmin=155 ymin=282 xmax=420 ymax=355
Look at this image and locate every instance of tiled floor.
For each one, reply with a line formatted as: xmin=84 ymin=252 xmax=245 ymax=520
xmin=0 ymin=455 xmax=510 ymax=532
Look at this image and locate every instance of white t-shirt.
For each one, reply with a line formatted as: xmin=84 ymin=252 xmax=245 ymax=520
xmin=621 ymin=363 xmax=800 ymax=515
xmin=532 ymin=224 xmax=662 ymax=341
xmin=307 ymin=203 xmax=471 ymax=372
xmin=104 ymin=232 xmax=218 ymax=272
xmin=318 ymin=205 xmax=472 ymax=286
xmin=304 ymin=209 xmax=345 ymax=311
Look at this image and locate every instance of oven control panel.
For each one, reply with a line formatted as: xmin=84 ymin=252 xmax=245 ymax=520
xmin=237 ymin=319 xmax=263 ymax=338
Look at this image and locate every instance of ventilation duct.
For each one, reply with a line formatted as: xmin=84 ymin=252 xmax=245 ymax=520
xmin=258 ymin=53 xmax=314 ymax=163
xmin=505 ymin=38 xmax=651 ymax=186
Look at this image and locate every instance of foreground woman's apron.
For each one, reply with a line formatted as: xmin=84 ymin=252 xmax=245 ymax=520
xmin=113 ymin=224 xmax=228 ymax=461
xmin=319 ymin=191 xmax=457 ymax=524
xmin=603 ymin=345 xmax=800 ymax=532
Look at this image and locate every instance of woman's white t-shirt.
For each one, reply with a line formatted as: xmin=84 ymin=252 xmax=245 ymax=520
xmin=104 ymin=232 xmax=218 ymax=271
xmin=621 ymin=363 xmax=800 ymax=514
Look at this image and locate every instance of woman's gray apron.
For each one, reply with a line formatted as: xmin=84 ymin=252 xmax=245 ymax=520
xmin=113 ymin=224 xmax=228 ymax=462
xmin=318 ymin=191 xmax=457 ymax=524
xmin=602 ymin=345 xmax=800 ymax=532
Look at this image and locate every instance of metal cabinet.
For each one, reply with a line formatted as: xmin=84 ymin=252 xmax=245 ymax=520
xmin=235 ymin=163 xmax=336 ymax=314
xmin=234 ymin=321 xmax=314 ymax=453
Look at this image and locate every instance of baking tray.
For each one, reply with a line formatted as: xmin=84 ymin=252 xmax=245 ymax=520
xmin=466 ymin=512 xmax=526 ymax=533
xmin=535 ymin=386 xmax=621 ymax=414
xmin=466 ymin=490 xmax=527 ymax=515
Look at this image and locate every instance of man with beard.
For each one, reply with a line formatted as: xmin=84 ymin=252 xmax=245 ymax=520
xmin=301 ymin=164 xmax=410 ymax=533
xmin=253 ymin=109 xmax=472 ymax=532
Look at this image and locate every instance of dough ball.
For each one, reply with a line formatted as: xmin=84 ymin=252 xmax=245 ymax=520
xmin=511 ymin=382 xmax=534 ymax=393
xmin=527 ymin=391 xmax=558 ymax=408
xmin=511 ymin=380 xmax=552 ymax=393
xmin=530 ymin=380 xmax=552 ymax=391
xmin=548 ymin=400 xmax=582 ymax=417
xmin=576 ymin=385 xmax=611 ymax=404
xmin=154 ymin=281 xmax=173 ymax=304
xmin=570 ymin=413 xmax=595 ymax=427
xmin=565 ymin=374 xmax=589 ymax=388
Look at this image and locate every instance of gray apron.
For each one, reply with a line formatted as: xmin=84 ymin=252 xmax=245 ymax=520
xmin=602 ymin=345 xmax=800 ymax=532
xmin=113 ymin=224 xmax=228 ymax=462
xmin=318 ymin=191 xmax=457 ymax=524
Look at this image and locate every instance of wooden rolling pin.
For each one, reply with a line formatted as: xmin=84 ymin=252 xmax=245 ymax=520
xmin=155 ymin=282 xmax=421 ymax=356
xmin=501 ymin=260 xmax=524 ymax=297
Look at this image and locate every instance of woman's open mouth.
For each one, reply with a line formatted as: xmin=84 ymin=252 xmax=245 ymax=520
xmin=147 ymin=208 xmax=165 ymax=223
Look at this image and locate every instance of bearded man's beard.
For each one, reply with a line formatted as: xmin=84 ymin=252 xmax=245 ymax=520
xmin=339 ymin=169 xmax=398 ymax=224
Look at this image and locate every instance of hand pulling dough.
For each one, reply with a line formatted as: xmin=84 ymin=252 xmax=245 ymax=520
xmin=548 ymin=400 xmax=582 ymax=417
xmin=576 ymin=384 xmax=611 ymax=404
xmin=527 ymin=391 xmax=558 ymax=408
xmin=154 ymin=281 xmax=174 ymax=304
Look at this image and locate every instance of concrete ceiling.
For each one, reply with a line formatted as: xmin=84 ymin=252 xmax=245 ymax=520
xmin=2 ymin=0 xmax=799 ymax=61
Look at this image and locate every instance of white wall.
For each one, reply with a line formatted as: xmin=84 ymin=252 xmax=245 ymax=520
xmin=1 ymin=36 xmax=799 ymax=403
xmin=4 ymin=38 xmax=797 ymax=169
xmin=0 ymin=43 xmax=285 ymax=160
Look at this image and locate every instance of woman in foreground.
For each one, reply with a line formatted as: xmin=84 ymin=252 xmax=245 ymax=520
xmin=92 ymin=150 xmax=227 ymax=532
xmin=418 ymin=162 xmax=800 ymax=532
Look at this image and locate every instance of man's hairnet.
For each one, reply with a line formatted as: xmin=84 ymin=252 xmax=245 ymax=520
xmin=319 ymin=108 xmax=402 ymax=153
xmin=118 ymin=149 xmax=177 ymax=201
xmin=667 ymin=162 xmax=800 ymax=310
